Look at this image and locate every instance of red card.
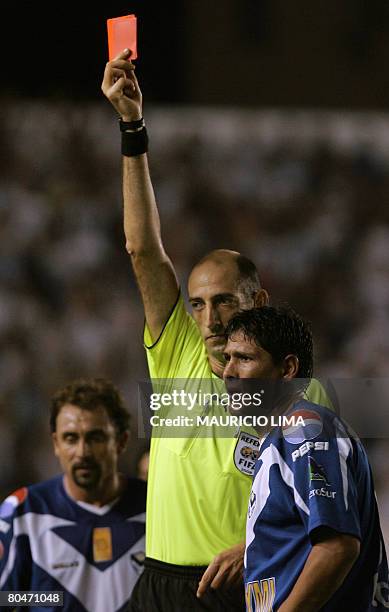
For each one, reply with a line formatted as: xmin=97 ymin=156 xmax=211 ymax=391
xmin=107 ymin=14 xmax=137 ymax=61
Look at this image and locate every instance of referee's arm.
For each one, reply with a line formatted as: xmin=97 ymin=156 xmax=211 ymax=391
xmin=102 ymin=50 xmax=179 ymax=342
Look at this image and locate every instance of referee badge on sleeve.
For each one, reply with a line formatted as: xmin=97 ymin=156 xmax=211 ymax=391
xmin=234 ymin=431 xmax=261 ymax=476
xmin=93 ymin=527 xmax=113 ymax=562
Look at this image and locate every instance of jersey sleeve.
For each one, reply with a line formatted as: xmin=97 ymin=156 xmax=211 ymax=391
xmin=287 ymin=415 xmax=361 ymax=541
xmin=0 ymin=492 xmax=32 ymax=599
xmin=143 ymin=291 xmax=205 ymax=379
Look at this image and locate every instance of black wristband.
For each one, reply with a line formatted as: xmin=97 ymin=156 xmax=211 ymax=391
xmin=121 ymin=127 xmax=149 ymax=156
xmin=119 ymin=117 xmax=145 ymax=132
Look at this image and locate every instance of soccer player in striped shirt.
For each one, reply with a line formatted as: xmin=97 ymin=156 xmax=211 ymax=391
xmin=0 ymin=379 xmax=146 ymax=612
xmin=223 ymin=306 xmax=389 ymax=611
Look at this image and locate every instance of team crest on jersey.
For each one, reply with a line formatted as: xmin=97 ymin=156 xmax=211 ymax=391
xmin=282 ymin=409 xmax=322 ymax=445
xmin=0 ymin=487 xmax=28 ymax=519
xmin=309 ymin=456 xmax=330 ymax=486
xmin=93 ymin=528 xmax=113 ymax=563
xmin=234 ymin=432 xmax=261 ymax=476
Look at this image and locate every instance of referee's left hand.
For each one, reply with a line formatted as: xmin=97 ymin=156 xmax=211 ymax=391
xmin=196 ymin=542 xmax=245 ymax=598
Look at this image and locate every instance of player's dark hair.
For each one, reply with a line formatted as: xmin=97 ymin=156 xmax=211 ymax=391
xmin=225 ymin=306 xmax=313 ymax=379
xmin=50 ymin=378 xmax=130 ymax=434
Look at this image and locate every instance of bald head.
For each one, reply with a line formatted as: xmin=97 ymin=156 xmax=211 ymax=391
xmin=194 ymin=249 xmax=241 ymax=266
xmin=187 ymin=250 xmax=268 ymax=373
xmin=189 ymin=249 xmax=261 ymax=301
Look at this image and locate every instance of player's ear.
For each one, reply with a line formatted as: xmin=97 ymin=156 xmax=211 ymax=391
xmin=282 ymin=354 xmax=299 ymax=379
xmin=52 ymin=432 xmax=60 ymax=457
xmin=117 ymin=431 xmax=129 ymax=454
xmin=254 ymin=289 xmax=269 ymax=308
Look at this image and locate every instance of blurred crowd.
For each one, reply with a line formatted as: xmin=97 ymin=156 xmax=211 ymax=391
xmin=1 ymin=100 xmax=389 ymax=541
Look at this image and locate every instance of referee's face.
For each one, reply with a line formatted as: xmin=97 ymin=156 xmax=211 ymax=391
xmin=52 ymin=404 xmax=127 ymax=501
xmin=188 ymin=260 xmax=259 ymax=361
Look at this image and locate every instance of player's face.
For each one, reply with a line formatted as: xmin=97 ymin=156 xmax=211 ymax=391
xmin=188 ymin=260 xmax=260 ymax=358
xmin=223 ymin=332 xmax=298 ymax=415
xmin=223 ymin=331 xmax=282 ymax=415
xmin=223 ymin=331 xmax=282 ymax=382
xmin=52 ymin=405 xmax=125 ymax=492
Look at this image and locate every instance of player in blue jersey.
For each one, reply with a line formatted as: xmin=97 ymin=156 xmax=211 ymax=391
xmin=223 ymin=306 xmax=389 ymax=612
xmin=0 ymin=378 xmax=146 ymax=612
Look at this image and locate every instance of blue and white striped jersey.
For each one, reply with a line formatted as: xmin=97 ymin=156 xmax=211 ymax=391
xmin=245 ymin=399 xmax=389 ymax=612
xmin=0 ymin=475 xmax=146 ymax=612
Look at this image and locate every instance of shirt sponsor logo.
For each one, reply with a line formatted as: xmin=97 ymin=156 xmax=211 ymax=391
xmin=0 ymin=487 xmax=28 ymax=519
xmin=52 ymin=561 xmax=80 ymax=570
xmin=245 ymin=577 xmax=276 ymax=612
xmin=282 ymin=409 xmax=323 ymax=445
xmin=234 ymin=432 xmax=261 ymax=476
xmin=291 ymin=441 xmax=329 ymax=461
xmin=309 ymin=456 xmax=330 ymax=486
xmin=308 ymin=457 xmax=336 ymax=499
xmin=309 ymin=487 xmax=336 ymax=500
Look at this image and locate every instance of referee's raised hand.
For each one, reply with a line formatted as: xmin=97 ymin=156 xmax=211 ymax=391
xmin=101 ymin=49 xmax=142 ymax=122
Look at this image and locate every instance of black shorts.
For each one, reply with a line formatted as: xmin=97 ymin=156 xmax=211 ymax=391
xmin=128 ymin=557 xmax=246 ymax=612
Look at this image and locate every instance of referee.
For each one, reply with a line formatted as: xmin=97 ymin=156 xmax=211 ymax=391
xmin=101 ymin=50 xmax=332 ymax=611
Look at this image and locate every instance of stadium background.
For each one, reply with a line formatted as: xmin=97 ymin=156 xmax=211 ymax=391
xmin=1 ymin=1 xmax=389 ymax=546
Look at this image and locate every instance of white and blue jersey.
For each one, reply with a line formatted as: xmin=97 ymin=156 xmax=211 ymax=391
xmin=0 ymin=475 xmax=146 ymax=612
xmin=245 ymin=399 xmax=389 ymax=612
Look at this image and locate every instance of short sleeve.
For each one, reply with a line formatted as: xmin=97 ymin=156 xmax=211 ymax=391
xmin=287 ymin=415 xmax=361 ymax=541
xmin=143 ymin=292 xmax=208 ymax=380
